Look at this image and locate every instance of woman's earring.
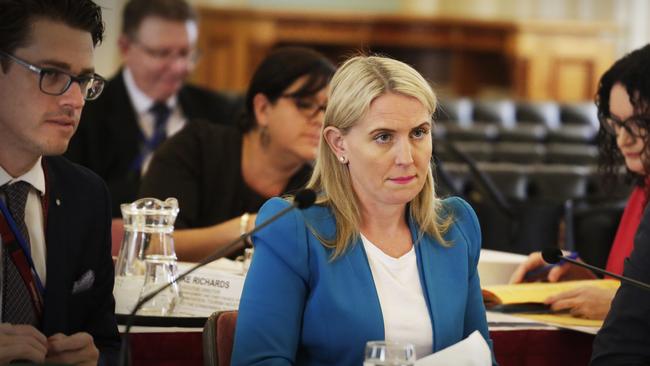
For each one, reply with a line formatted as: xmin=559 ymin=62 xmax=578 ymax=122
xmin=339 ymin=156 xmax=348 ymax=164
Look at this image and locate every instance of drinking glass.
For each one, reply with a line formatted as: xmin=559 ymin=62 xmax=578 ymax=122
xmin=364 ymin=340 xmax=416 ymax=366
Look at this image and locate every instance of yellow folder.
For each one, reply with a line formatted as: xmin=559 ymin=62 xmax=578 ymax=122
xmin=482 ymin=279 xmax=620 ymax=327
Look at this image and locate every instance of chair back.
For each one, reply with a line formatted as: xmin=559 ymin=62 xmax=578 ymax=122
xmin=111 ymin=218 xmax=124 ymax=257
xmin=203 ymin=310 xmax=238 ymax=366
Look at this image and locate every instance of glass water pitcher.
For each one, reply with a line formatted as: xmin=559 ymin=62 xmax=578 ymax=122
xmin=113 ymin=197 xmax=181 ymax=316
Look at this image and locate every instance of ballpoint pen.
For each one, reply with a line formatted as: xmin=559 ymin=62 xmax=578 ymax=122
xmin=523 ymin=251 xmax=580 ymax=281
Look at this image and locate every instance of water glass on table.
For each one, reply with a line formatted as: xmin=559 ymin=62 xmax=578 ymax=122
xmin=364 ymin=340 xmax=416 ymax=366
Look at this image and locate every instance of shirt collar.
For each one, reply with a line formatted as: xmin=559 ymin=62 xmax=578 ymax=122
xmin=0 ymin=157 xmax=46 ymax=196
xmin=122 ymin=67 xmax=177 ymax=113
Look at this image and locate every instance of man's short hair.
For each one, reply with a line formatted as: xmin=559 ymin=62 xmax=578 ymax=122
xmin=122 ymin=0 xmax=197 ymax=39
xmin=0 ymin=0 xmax=104 ymax=56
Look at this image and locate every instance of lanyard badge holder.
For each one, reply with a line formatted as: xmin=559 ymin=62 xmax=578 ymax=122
xmin=0 ymin=199 xmax=45 ymax=317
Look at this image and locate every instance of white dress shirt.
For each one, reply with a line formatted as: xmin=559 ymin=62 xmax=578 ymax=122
xmin=123 ymin=68 xmax=186 ymax=175
xmin=0 ymin=157 xmax=47 ymax=285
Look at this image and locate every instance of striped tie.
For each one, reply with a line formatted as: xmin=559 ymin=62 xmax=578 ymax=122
xmin=2 ymin=181 xmax=39 ymax=325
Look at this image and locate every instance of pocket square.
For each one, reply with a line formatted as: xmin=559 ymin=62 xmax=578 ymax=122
xmin=72 ymin=270 xmax=95 ymax=294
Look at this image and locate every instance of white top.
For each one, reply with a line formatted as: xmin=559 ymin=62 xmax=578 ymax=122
xmin=0 ymin=157 xmax=47 ymax=285
xmin=123 ymin=68 xmax=186 ymax=175
xmin=361 ymin=233 xmax=433 ymax=359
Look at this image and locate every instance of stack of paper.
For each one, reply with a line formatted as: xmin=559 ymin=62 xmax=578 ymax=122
xmin=416 ymin=331 xmax=491 ymax=366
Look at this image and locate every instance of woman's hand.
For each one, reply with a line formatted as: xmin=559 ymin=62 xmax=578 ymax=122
xmin=544 ymin=286 xmax=617 ymax=320
xmin=509 ymin=251 xmax=597 ymax=283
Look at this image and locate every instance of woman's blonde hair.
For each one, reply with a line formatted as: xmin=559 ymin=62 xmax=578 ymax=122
xmin=306 ymin=55 xmax=452 ymax=259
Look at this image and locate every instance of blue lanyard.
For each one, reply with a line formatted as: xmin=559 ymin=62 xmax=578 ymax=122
xmin=0 ymin=198 xmax=45 ymax=296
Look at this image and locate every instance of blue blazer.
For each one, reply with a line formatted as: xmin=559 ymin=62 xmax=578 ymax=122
xmin=232 ymin=196 xmax=495 ymax=366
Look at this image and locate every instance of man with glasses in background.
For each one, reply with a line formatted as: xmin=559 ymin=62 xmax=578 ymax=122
xmin=66 ymin=0 xmax=241 ymax=216
xmin=0 ymin=0 xmax=119 ymax=364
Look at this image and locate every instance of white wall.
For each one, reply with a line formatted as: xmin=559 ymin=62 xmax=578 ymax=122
xmin=94 ymin=0 xmax=126 ymax=77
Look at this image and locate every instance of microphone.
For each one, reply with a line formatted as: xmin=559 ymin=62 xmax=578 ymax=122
xmin=119 ymin=189 xmax=317 ymax=366
xmin=541 ymin=248 xmax=650 ymax=292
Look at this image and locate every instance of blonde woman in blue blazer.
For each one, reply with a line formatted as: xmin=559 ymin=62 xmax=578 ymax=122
xmin=232 ymin=55 xmax=496 ymax=366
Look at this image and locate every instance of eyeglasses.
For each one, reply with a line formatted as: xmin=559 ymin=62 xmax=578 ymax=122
xmin=0 ymin=51 xmax=105 ymax=101
xmin=281 ymin=95 xmax=327 ymax=119
xmin=133 ymin=41 xmax=200 ymax=66
xmin=599 ymin=113 xmax=649 ymax=138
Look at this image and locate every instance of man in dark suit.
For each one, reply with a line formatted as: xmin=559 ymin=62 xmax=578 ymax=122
xmin=0 ymin=0 xmax=119 ymax=364
xmin=66 ymin=0 xmax=240 ymax=216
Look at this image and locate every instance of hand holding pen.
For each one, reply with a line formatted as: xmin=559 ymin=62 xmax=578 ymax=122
xmin=509 ymin=250 xmax=597 ymax=284
xmin=523 ymin=251 xmax=579 ymax=281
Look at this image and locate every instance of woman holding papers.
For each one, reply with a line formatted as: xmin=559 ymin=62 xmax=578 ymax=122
xmin=232 ymin=55 xmax=495 ymax=365
xmin=510 ymin=44 xmax=650 ymax=321
xmin=139 ymin=47 xmax=335 ymax=261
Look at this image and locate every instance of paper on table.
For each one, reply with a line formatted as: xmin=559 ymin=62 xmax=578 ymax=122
xmin=478 ymin=249 xmax=528 ymax=286
xmin=516 ymin=313 xmax=603 ymax=328
xmin=113 ymin=259 xmax=246 ymax=317
xmin=202 ymin=258 xmax=246 ymax=273
xmin=415 ymin=331 xmax=491 ymax=366
xmin=171 ymin=261 xmax=245 ymax=317
xmin=486 ymin=311 xmax=556 ymax=329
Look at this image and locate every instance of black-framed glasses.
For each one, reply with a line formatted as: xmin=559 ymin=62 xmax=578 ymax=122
xmin=599 ymin=113 xmax=649 ymax=138
xmin=133 ymin=41 xmax=200 ymax=66
xmin=281 ymin=94 xmax=327 ymax=119
xmin=0 ymin=51 xmax=105 ymax=101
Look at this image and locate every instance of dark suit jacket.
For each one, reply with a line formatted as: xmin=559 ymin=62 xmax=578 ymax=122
xmin=41 ymin=156 xmax=120 ymax=365
xmin=65 ymin=70 xmax=242 ymax=216
xmin=591 ymin=204 xmax=650 ymax=365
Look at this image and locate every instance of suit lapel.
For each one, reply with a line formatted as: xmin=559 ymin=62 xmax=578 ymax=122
xmin=412 ymin=221 xmax=441 ymax=351
xmin=344 ymin=236 xmax=385 ymax=340
xmin=41 ymin=158 xmax=69 ymax=335
xmin=108 ymin=72 xmax=142 ymax=156
xmin=177 ymin=86 xmax=198 ymax=121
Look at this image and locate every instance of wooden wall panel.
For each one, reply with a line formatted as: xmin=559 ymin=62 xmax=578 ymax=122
xmin=191 ymin=7 xmax=617 ymax=101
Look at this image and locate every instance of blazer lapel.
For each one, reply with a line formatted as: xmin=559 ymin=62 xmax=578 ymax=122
xmin=107 ymin=72 xmax=142 ymax=158
xmin=412 ymin=221 xmax=441 ymax=351
xmin=41 ymin=158 xmax=69 ymax=335
xmin=177 ymin=86 xmax=197 ymax=120
xmin=345 ymin=236 xmax=385 ymax=339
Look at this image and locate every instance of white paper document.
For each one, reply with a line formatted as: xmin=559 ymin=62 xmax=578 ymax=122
xmin=415 ymin=331 xmax=491 ymax=366
xmin=172 ymin=261 xmax=245 ymax=316
xmin=113 ymin=259 xmax=246 ymax=316
xmin=478 ymin=249 xmax=527 ymax=286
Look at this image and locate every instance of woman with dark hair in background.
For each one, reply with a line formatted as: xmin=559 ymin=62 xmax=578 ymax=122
xmin=140 ymin=47 xmax=335 ymax=261
xmin=510 ymin=44 xmax=650 ymax=320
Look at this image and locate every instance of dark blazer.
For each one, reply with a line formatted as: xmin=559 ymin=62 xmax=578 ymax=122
xmin=591 ymin=204 xmax=650 ymax=365
xmin=65 ymin=70 xmax=242 ymax=216
xmin=41 ymin=156 xmax=120 ymax=365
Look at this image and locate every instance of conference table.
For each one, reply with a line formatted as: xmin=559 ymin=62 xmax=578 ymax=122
xmin=125 ymin=319 xmax=596 ymax=366
xmin=121 ymin=250 xmax=598 ymax=365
